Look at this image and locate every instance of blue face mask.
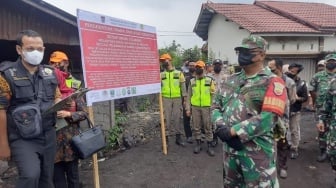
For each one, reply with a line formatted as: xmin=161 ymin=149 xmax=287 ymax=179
xmin=238 ymin=51 xmax=256 ymax=66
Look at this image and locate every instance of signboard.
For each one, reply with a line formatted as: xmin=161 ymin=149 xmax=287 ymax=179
xmin=77 ymin=9 xmax=161 ymax=105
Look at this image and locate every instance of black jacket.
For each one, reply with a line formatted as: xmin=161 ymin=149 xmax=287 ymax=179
xmin=290 ymin=77 xmax=308 ymax=112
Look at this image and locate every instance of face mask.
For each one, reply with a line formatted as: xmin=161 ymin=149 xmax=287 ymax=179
xmin=23 ymin=50 xmax=44 ymax=66
xmin=195 ymin=68 xmax=203 ymax=75
xmin=286 ymin=72 xmax=296 ymax=79
xmin=162 ymin=62 xmax=169 ymax=69
xmin=326 ymin=62 xmax=336 ymax=71
xmin=59 ymin=66 xmax=66 ymax=72
xmin=189 ymin=67 xmax=195 ymax=73
xmin=270 ymin=69 xmax=277 ymax=74
xmin=238 ymin=51 xmax=256 ymax=66
xmin=214 ymin=65 xmax=222 ymax=73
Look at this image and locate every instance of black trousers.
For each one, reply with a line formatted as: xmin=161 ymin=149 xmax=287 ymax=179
xmin=182 ymin=106 xmax=192 ymax=138
xmin=54 ymin=160 xmax=79 ymax=188
xmin=10 ymin=129 xmax=56 ymax=188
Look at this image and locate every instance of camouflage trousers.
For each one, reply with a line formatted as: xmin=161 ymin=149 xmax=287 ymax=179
xmin=327 ymin=122 xmax=336 ymax=169
xmin=318 ymin=120 xmax=329 ymax=150
xmin=223 ymin=149 xmax=279 ymax=188
xmin=276 ymin=137 xmax=289 ymax=170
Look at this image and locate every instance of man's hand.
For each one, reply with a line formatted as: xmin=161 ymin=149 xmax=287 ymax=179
xmin=215 ymin=126 xmax=232 ymax=142
xmin=0 ymin=143 xmax=10 ymax=161
xmin=186 ymin=110 xmax=191 ymax=117
xmin=57 ymin=110 xmax=71 ymax=118
xmin=316 ymin=122 xmax=325 ymax=132
xmin=215 ymin=126 xmax=244 ymax=151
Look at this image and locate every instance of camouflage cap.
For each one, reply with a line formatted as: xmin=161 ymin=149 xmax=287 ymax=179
xmin=234 ymin=36 xmax=267 ymax=51
xmin=325 ymin=53 xmax=336 ymax=62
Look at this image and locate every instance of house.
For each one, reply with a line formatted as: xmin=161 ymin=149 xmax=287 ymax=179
xmin=0 ymin=0 xmax=113 ymax=129
xmin=0 ymin=0 xmax=82 ymax=78
xmin=194 ymin=0 xmax=336 ymax=82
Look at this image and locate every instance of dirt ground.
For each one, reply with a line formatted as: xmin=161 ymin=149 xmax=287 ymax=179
xmin=1 ymin=111 xmax=335 ymax=188
xmin=79 ymin=111 xmax=335 ymax=188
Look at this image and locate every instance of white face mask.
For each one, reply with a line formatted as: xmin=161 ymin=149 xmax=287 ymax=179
xmin=22 ymin=50 xmax=44 ymax=66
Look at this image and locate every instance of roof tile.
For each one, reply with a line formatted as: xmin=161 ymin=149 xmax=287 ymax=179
xmin=257 ymin=1 xmax=336 ymax=29
xmin=207 ymin=3 xmax=320 ymax=33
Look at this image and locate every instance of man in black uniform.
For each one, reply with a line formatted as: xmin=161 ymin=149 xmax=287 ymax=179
xmin=182 ymin=61 xmax=195 ymax=143
xmin=0 ymin=30 xmax=61 ymax=188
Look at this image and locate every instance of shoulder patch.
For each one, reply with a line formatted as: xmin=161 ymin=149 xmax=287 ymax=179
xmin=262 ymin=77 xmax=287 ymax=116
xmin=42 ymin=67 xmax=53 ymax=76
xmin=273 ymin=82 xmax=285 ymax=96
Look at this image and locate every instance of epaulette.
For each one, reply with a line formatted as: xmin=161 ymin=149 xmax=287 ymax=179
xmin=205 ymin=75 xmax=214 ymax=81
xmin=0 ymin=61 xmax=15 ymax=72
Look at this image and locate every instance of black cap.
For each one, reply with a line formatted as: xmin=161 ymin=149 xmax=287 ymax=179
xmin=288 ymin=63 xmax=304 ymax=73
xmin=213 ymin=59 xmax=222 ymax=65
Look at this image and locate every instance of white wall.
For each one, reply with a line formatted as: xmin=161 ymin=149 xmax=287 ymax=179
xmin=266 ymin=36 xmax=319 ymax=54
xmin=207 ymin=14 xmax=249 ymax=65
xmin=207 ymin=14 xmax=321 ymax=64
xmin=324 ymin=36 xmax=336 ymax=52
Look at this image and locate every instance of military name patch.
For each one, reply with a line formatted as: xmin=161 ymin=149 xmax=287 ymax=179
xmin=273 ymin=82 xmax=284 ymax=96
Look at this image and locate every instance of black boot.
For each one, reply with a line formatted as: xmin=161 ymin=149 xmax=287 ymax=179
xmin=175 ymin=134 xmax=186 ymax=147
xmin=317 ymin=148 xmax=327 ymax=162
xmin=194 ymin=139 xmax=202 ymax=154
xmin=207 ymin=142 xmax=215 ymax=156
xmin=211 ymin=134 xmax=218 ymax=147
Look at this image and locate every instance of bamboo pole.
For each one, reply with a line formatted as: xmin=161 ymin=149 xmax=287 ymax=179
xmin=88 ymin=106 xmax=100 ymax=188
xmin=158 ymin=93 xmax=167 ymax=155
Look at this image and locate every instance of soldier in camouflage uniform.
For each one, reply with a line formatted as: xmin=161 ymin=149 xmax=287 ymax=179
xmin=208 ymin=59 xmax=231 ymax=147
xmin=316 ymin=53 xmax=336 ymax=188
xmin=212 ymin=36 xmax=286 ymax=187
xmin=310 ymin=54 xmax=336 ymax=162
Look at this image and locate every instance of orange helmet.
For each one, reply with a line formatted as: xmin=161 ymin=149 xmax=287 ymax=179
xmin=50 ymin=51 xmax=68 ymax=63
xmin=195 ymin=60 xmax=205 ymax=68
xmin=159 ymin=53 xmax=172 ymax=62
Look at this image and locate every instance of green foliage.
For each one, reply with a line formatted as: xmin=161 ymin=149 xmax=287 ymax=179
xmin=138 ymin=97 xmax=151 ymax=112
xmin=159 ymin=40 xmax=207 ymax=68
xmin=159 ymin=40 xmax=183 ymax=68
xmin=107 ymin=111 xmax=128 ymax=149
xmin=181 ymin=46 xmax=202 ymax=62
xmin=115 ymin=110 xmax=127 ymax=126
xmin=107 ymin=125 xmax=123 ymax=149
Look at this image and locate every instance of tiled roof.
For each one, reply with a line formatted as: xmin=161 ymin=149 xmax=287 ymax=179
xmin=257 ymin=1 xmax=336 ymax=30
xmin=194 ymin=1 xmax=336 ymax=40
xmin=206 ymin=3 xmax=320 ymax=34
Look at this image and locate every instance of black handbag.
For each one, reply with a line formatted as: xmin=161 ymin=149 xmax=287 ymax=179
xmin=71 ymin=116 xmax=106 ymax=159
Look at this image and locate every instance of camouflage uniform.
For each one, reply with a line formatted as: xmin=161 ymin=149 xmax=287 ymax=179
xmin=320 ymin=77 xmax=336 ymax=170
xmin=212 ymin=68 xmax=286 ymax=187
xmin=309 ymin=71 xmax=335 ymax=152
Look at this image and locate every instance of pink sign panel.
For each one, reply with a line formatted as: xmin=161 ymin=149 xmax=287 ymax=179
xmin=77 ymin=9 xmax=161 ymax=105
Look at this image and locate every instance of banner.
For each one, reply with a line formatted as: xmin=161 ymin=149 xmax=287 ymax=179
xmin=77 ymin=9 xmax=161 ymax=105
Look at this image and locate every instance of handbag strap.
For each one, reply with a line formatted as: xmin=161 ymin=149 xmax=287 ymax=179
xmin=84 ymin=114 xmax=94 ymax=129
xmin=36 ymin=78 xmax=43 ymax=106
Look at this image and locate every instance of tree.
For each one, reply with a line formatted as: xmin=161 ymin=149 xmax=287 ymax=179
xmin=181 ymin=46 xmax=202 ymax=62
xmin=159 ymin=40 xmax=183 ymax=68
xmin=159 ymin=40 xmax=207 ymax=68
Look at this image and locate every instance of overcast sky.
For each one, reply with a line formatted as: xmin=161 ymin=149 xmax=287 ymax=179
xmin=43 ymin=0 xmax=336 ymax=49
